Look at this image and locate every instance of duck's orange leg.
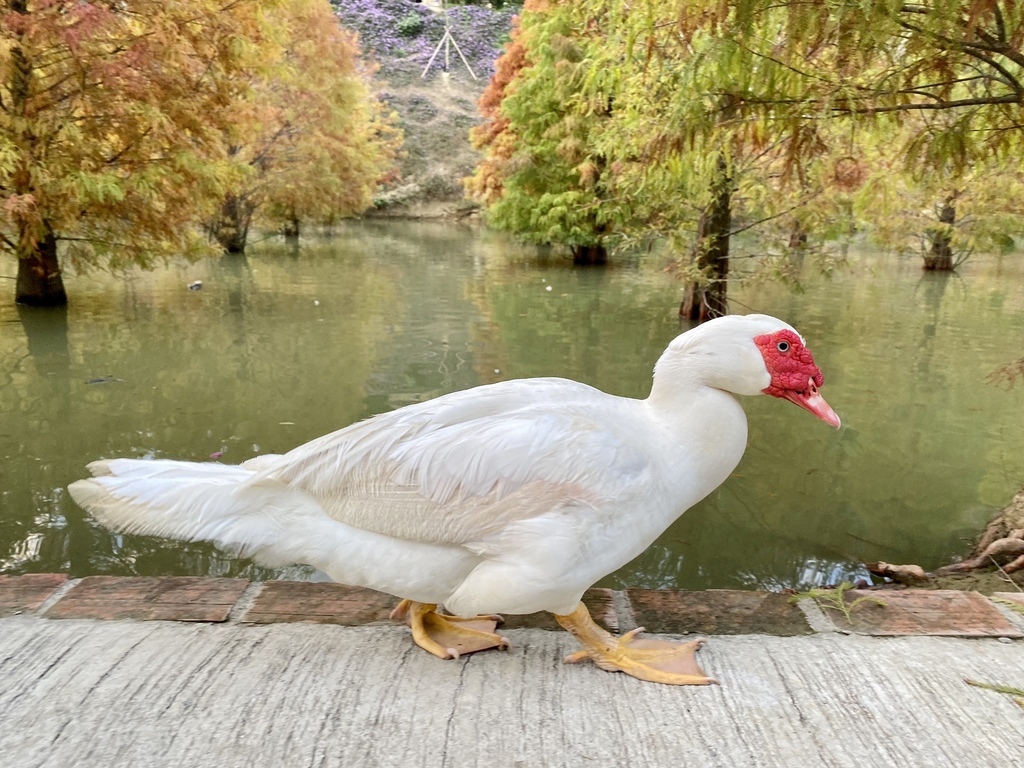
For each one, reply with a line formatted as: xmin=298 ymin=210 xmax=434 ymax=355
xmin=391 ymin=599 xmax=510 ymax=660
xmin=554 ymin=602 xmax=717 ymax=685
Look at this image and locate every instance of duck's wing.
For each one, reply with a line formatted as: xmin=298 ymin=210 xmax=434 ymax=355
xmin=243 ymin=379 xmax=651 ymax=547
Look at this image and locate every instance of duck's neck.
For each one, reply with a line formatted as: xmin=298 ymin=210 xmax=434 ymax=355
xmin=644 ymin=342 xmax=755 ymax=482
xmin=646 ymin=370 xmax=748 ymax=446
xmin=647 ymin=356 xmax=704 ymax=411
xmin=642 ymin=380 xmax=750 ymax=531
xmin=647 ymin=332 xmax=770 ymax=410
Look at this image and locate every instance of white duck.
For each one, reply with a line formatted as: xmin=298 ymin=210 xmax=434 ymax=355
xmin=69 ymin=313 xmax=839 ymax=685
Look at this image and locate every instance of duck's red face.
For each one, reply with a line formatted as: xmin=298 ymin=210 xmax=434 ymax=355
xmin=754 ymin=330 xmax=841 ymax=428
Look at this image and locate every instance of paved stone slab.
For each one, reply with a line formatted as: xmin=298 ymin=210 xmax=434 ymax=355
xmin=243 ymin=581 xmax=396 ymax=625
xmin=994 ymin=592 xmax=1024 ymax=610
xmin=827 ymin=589 xmax=1024 ymax=636
xmin=2 ymin=617 xmax=1023 ymax=767
xmin=499 ymin=588 xmax=618 ymax=631
xmin=43 ymin=576 xmax=248 ymax=622
xmin=993 ymin=591 xmax=1024 ymax=628
xmin=625 ymin=588 xmax=813 ymax=636
xmin=0 ymin=574 xmax=68 ymax=617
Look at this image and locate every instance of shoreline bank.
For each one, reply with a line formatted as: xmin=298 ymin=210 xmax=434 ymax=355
xmin=3 ymin=573 xmax=1022 ymax=638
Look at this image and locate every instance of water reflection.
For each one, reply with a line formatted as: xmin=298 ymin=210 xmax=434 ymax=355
xmin=1 ymin=222 xmax=1022 ymax=590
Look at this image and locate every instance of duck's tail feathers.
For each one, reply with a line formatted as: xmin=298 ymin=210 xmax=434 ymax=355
xmin=68 ymin=458 xmax=333 ymax=567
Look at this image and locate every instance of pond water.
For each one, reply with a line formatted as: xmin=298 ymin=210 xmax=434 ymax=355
xmin=2 ymin=221 xmax=1023 ymax=591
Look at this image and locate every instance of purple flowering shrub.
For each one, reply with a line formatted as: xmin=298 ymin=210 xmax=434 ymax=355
xmin=333 ymin=0 xmax=514 ymax=82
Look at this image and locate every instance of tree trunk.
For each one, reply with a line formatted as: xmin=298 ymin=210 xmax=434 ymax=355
xmin=16 ymin=224 xmax=66 ymax=306
xmin=924 ymin=196 xmax=956 ymax=271
xmin=281 ymin=217 xmax=300 ymax=243
xmin=680 ymin=156 xmax=731 ymax=322
xmin=788 ymin=219 xmax=808 ymax=248
xmin=9 ymin=0 xmax=66 ymax=306
xmin=571 ymin=243 xmax=607 ymax=265
xmin=210 ymin=194 xmax=254 ymax=253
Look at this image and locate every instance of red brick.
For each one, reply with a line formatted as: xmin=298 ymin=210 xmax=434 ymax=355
xmin=44 ymin=576 xmax=247 ymax=622
xmin=626 ymin=589 xmax=813 ymax=636
xmin=823 ymin=589 xmax=1023 ymax=636
xmin=244 ymin=581 xmax=396 ymax=625
xmin=0 ymin=573 xmax=68 ymax=616
xmin=498 ymin=589 xmax=618 ymax=632
xmin=244 ymin=583 xmax=619 ymax=632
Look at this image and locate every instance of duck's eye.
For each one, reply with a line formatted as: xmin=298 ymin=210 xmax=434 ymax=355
xmin=777 ymin=341 xmax=790 ymax=353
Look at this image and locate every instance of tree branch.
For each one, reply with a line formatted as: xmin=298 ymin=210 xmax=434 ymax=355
xmin=839 ymin=92 xmax=1020 ymax=113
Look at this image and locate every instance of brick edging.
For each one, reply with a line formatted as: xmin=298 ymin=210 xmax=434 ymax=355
xmin=1 ymin=574 xmax=1023 ymax=638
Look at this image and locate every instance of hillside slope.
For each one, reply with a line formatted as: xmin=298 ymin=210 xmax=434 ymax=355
xmin=334 ymin=0 xmax=514 ymax=217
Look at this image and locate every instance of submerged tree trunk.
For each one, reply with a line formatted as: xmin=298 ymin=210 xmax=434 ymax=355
xmin=571 ymin=243 xmax=607 ymax=265
xmin=788 ymin=219 xmax=808 ymax=249
xmin=281 ymin=216 xmax=300 ymax=243
xmin=924 ymin=195 xmax=956 ymax=271
xmin=680 ymin=156 xmax=731 ymax=323
xmin=210 ymin=194 xmax=255 ymax=253
xmin=9 ymin=0 xmax=66 ymax=306
xmin=16 ymin=224 xmax=67 ymax=306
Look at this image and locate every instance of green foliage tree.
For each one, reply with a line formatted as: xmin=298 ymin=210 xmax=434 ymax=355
xmin=470 ymin=0 xmax=846 ymax=313
xmin=468 ymin=1 xmax=629 ymax=265
xmin=664 ymin=0 xmax=1024 ymax=268
xmin=472 ymin=0 xmax=1024 ymax=317
xmin=0 ymin=0 xmax=269 ymax=306
xmin=572 ymin=3 xmax=856 ymax=318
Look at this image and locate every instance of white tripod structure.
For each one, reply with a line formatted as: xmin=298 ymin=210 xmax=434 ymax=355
xmin=420 ymin=3 xmax=478 ymax=80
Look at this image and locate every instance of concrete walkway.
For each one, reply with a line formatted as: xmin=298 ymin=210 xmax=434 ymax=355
xmin=2 ymin=613 xmax=1024 ymax=767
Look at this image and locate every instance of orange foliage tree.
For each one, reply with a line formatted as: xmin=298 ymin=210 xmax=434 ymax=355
xmin=463 ymin=2 xmax=532 ymax=206
xmin=0 ymin=0 xmax=271 ymax=306
xmin=208 ymin=0 xmax=401 ymax=252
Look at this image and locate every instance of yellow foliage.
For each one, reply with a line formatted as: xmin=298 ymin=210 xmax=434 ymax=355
xmin=0 ymin=0 xmax=275 ymax=273
xmin=236 ymin=0 xmax=402 ymax=233
xmin=0 ymin=0 xmax=402 ymax=288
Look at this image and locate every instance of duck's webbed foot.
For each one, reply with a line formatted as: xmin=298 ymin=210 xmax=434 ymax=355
xmin=391 ymin=599 xmax=510 ymax=660
xmin=554 ymin=602 xmax=717 ymax=686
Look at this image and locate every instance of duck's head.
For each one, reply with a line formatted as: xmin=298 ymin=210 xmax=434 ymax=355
xmin=751 ymin=325 xmax=840 ymax=428
xmin=653 ymin=314 xmax=841 ymax=428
